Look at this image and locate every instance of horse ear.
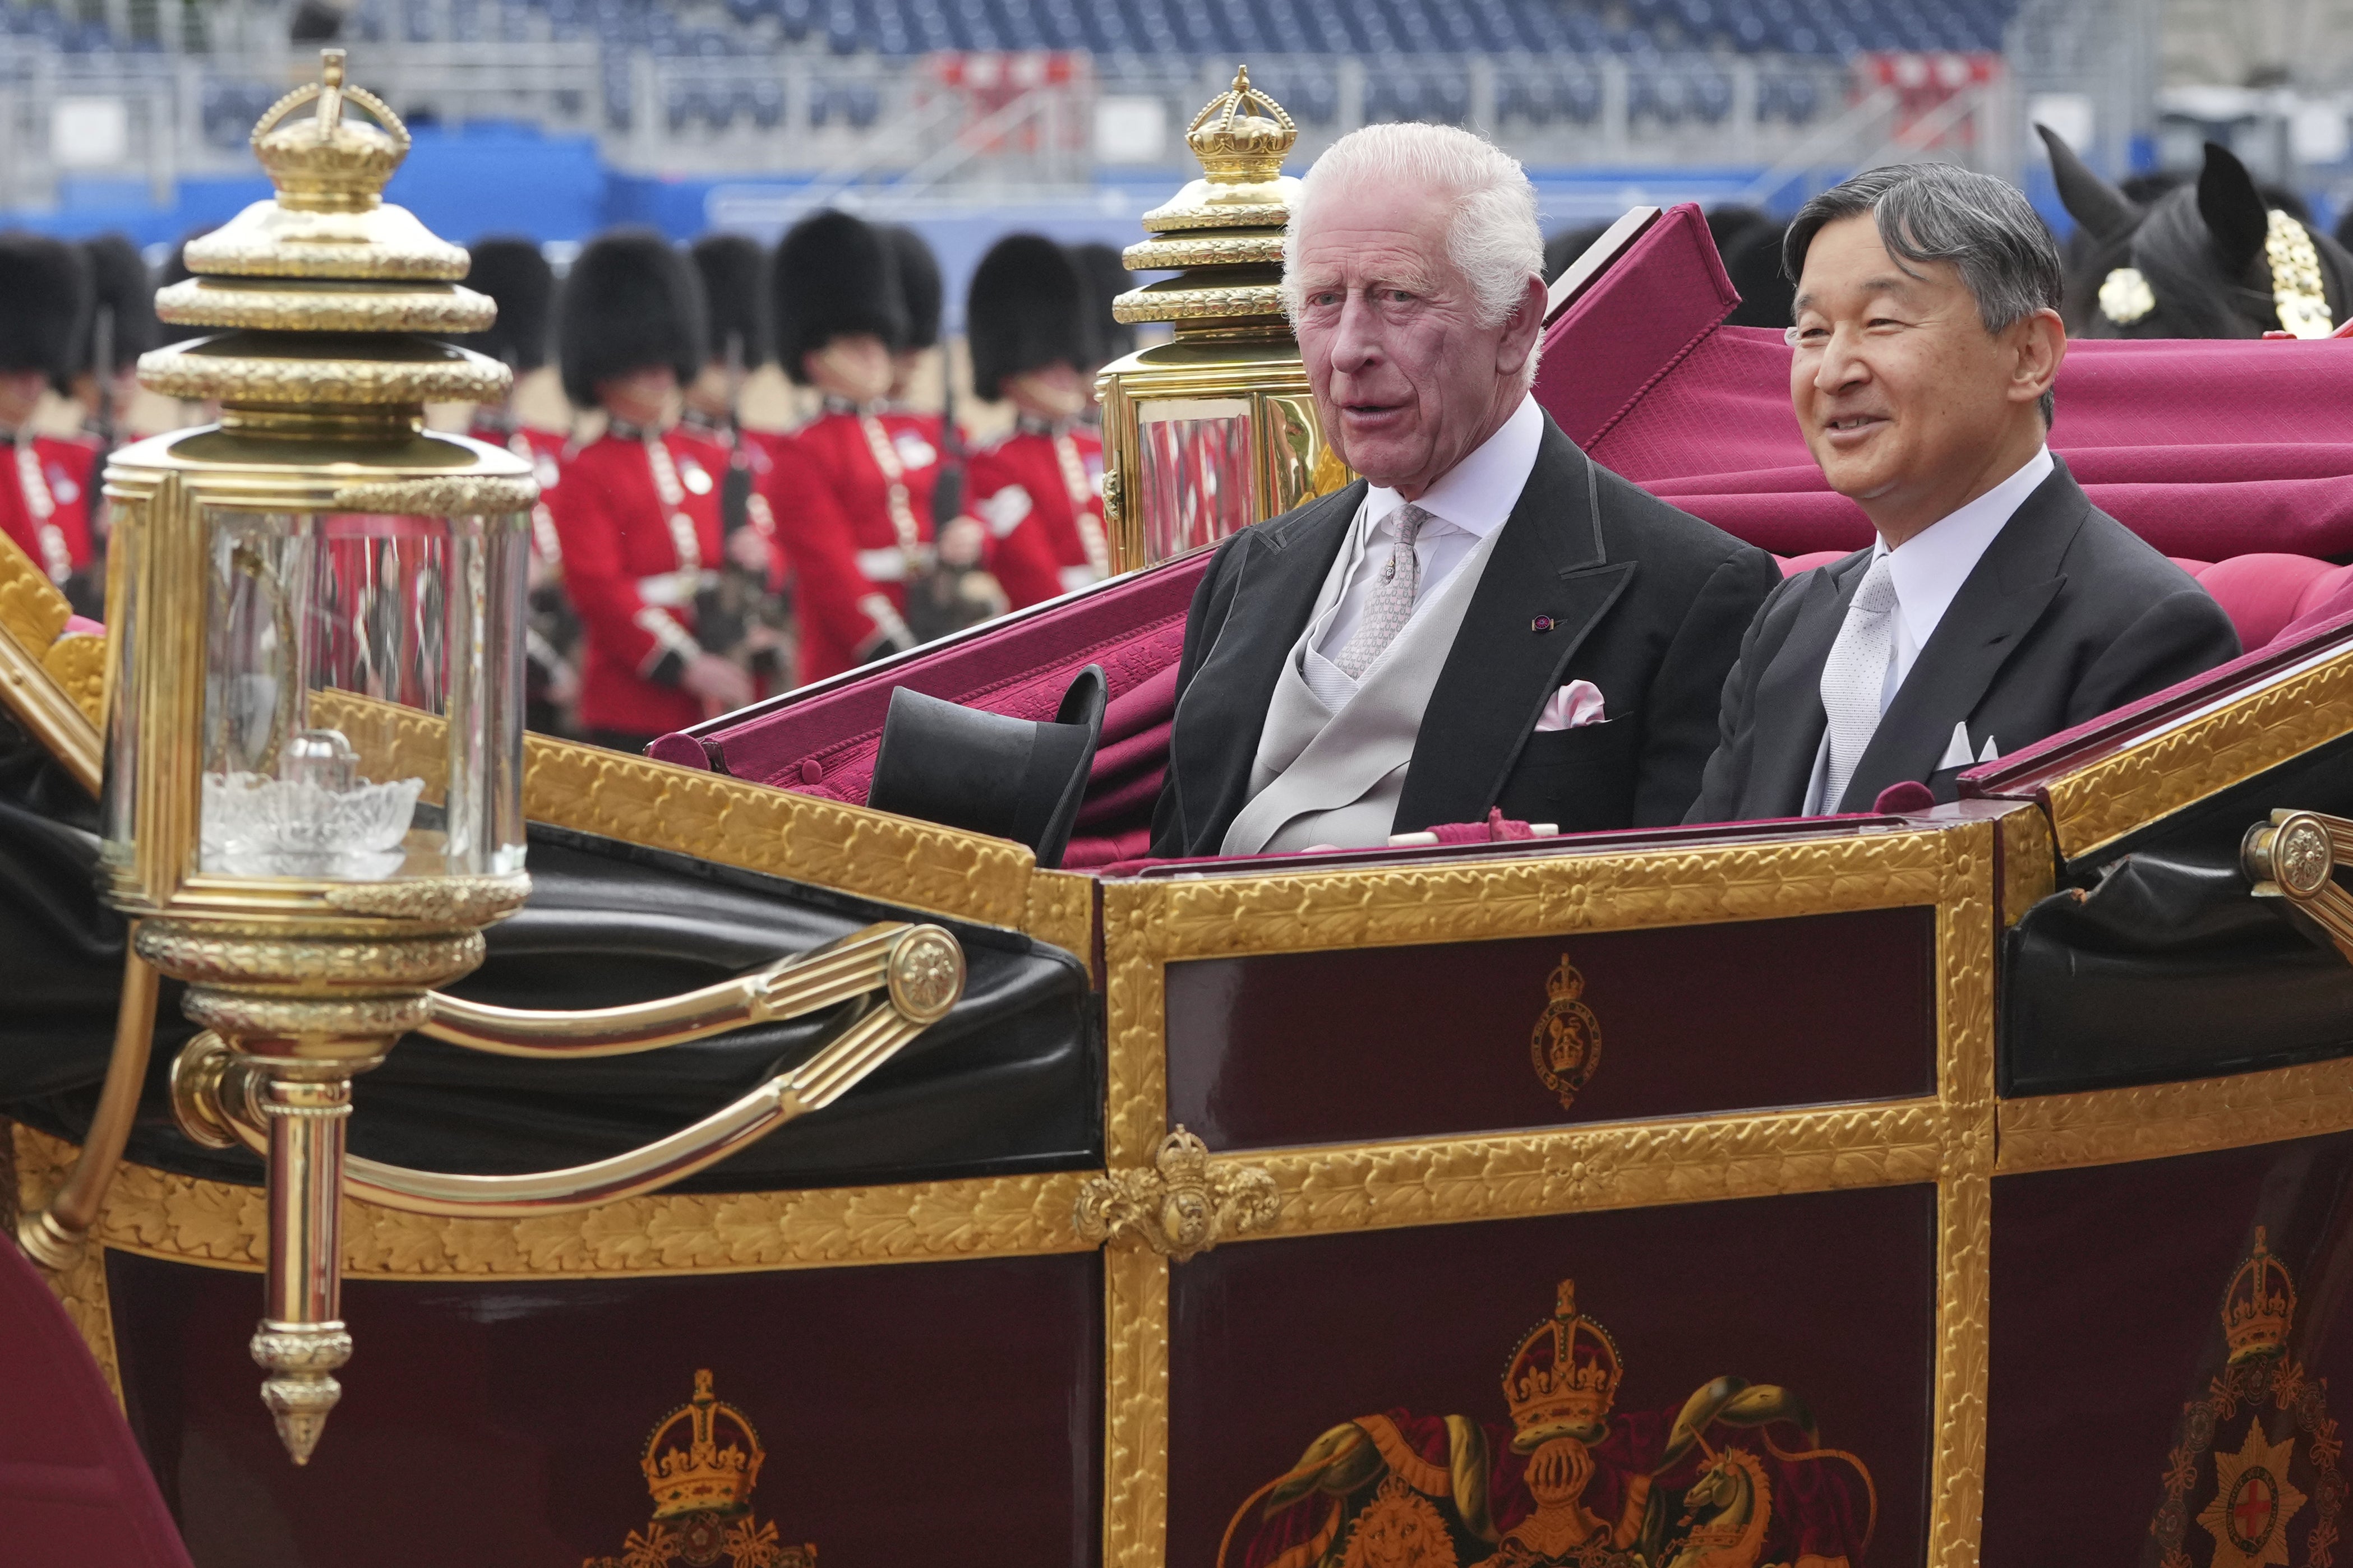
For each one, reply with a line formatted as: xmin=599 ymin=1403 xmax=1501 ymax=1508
xmin=2038 ymin=123 xmax=2139 ymax=243
xmin=2198 ymin=141 xmax=2272 ymax=276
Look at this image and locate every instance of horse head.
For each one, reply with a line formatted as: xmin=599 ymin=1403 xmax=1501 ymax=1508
xmin=1662 ymin=1447 xmax=1773 ymax=1568
xmin=2041 ymin=124 xmax=2353 ymax=339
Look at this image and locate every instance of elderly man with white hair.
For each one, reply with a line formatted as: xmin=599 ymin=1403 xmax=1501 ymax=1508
xmin=1148 ymin=124 xmax=1778 ymax=858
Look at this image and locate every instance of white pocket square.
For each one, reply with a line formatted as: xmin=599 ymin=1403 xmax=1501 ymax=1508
xmin=1533 ymin=679 xmax=1607 ymax=732
xmin=1937 ymin=721 xmax=2000 ymax=770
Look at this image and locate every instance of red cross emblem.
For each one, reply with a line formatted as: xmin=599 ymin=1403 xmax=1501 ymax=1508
xmin=2230 ymin=1467 xmax=2278 ymax=1550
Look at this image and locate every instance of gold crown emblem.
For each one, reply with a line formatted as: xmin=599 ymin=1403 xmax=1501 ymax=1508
xmin=248 ymin=49 xmax=408 ymax=214
xmin=641 ymin=1370 xmax=766 ymax=1519
xmin=1502 ymin=1280 xmax=1623 ymax=1444
xmin=2222 ymin=1227 xmax=2297 ymax=1363
xmin=1546 ymin=957 xmax=1584 ymax=1004
xmin=1184 ymin=65 xmax=1297 ymax=184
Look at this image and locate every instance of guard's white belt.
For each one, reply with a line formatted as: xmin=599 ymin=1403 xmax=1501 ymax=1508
xmin=856 ymin=545 xmax=936 ymax=582
xmin=634 ymin=569 xmax=722 ymax=607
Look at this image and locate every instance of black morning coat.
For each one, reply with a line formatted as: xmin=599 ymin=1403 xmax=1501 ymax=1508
xmin=1686 ymin=455 xmax=2244 ymax=824
xmin=1148 ymin=413 xmax=1780 ymax=858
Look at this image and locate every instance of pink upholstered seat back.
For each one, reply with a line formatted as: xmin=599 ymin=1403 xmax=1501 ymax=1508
xmin=656 ymin=552 xmax=1210 ymax=867
xmin=1539 ymin=203 xmax=2353 ymax=563
xmin=0 ymin=1240 xmax=193 ymax=1566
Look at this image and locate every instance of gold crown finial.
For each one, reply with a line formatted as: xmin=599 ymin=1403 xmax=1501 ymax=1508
xmin=2222 ymin=1226 xmax=2298 ymax=1363
xmin=1184 ymin=63 xmax=1297 ymax=184
xmin=248 ymin=48 xmax=410 ymax=215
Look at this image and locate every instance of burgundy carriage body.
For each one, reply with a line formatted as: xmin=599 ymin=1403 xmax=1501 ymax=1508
xmin=15 ymin=205 xmax=2353 ymax=1568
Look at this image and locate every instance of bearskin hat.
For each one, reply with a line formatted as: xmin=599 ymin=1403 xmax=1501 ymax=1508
xmin=771 ymin=210 xmax=905 ymax=385
xmin=74 ymin=233 xmax=158 ymax=380
xmin=885 ymin=225 xmax=943 ymax=352
xmin=689 ymin=232 xmax=770 ymax=370
xmin=967 ymin=234 xmax=1092 ymax=401
xmin=556 ymin=228 xmax=707 ymax=408
xmin=0 ymin=232 xmax=91 ymax=389
xmin=454 ymin=237 xmax=553 ymax=373
xmin=1069 ymin=240 xmax=1137 ymax=367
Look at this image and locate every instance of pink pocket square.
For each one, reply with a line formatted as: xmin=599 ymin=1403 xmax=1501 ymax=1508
xmin=1533 ymin=679 xmax=1607 ymax=732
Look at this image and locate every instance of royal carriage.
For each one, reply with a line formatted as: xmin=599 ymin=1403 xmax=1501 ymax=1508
xmin=7 ymin=58 xmax=2353 ymax=1568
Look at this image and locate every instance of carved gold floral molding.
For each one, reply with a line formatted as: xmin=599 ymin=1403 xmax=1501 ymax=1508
xmin=2040 ymin=640 xmax=2353 ymax=859
xmin=17 ymin=1126 xmax=1094 ymax=1280
xmin=1997 ymin=1054 xmax=2353 ymax=1173
xmin=10 ymin=1125 xmax=123 ymax=1400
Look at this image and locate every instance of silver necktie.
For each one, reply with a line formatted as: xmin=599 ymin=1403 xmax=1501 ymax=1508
xmin=1819 ymin=553 xmax=1899 ymax=812
xmin=1334 ymin=503 xmax=1431 ymax=681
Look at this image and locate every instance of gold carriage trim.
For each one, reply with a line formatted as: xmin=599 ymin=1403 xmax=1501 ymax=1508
xmin=2032 ymin=636 xmax=2353 ymax=859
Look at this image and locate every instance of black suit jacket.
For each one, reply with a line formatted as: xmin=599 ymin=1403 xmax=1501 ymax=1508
xmin=1149 ymin=415 xmax=1779 ymax=857
xmin=1687 ymin=456 xmax=2243 ymax=824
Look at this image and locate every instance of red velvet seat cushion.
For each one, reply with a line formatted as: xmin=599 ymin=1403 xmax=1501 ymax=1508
xmin=0 ymin=1242 xmax=192 ymax=1566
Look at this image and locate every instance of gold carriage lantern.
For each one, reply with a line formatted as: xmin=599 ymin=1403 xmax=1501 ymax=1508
xmin=102 ymin=50 xmax=534 ymax=1462
xmin=1095 ymin=66 xmax=1352 ymax=572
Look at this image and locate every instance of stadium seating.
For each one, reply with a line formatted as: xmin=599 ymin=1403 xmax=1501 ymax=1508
xmin=1 ymin=0 xmax=2020 ymax=147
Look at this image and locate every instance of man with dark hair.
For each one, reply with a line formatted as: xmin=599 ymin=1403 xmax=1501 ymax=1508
xmin=545 ymin=228 xmax=751 ymax=754
xmin=1688 ymin=163 xmax=2241 ymax=823
xmin=963 ymin=234 xmax=1110 ymax=610
xmin=0 ymin=233 xmax=99 ymax=611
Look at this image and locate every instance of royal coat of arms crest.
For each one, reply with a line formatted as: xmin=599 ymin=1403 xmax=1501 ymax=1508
xmin=2150 ymin=1229 xmax=2346 ymax=1568
xmin=1531 ymin=958 xmax=1602 ymax=1112
xmin=584 ymin=1370 xmax=815 ymax=1568
xmin=1218 ymin=1278 xmax=1874 ymax=1568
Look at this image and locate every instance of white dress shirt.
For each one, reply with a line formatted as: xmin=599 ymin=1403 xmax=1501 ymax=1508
xmin=1803 ymin=445 xmax=2055 ymax=812
xmin=1300 ymin=394 xmax=1544 ymax=711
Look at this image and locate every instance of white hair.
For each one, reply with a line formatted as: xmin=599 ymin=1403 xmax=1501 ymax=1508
xmin=1282 ymin=122 xmax=1547 ymax=386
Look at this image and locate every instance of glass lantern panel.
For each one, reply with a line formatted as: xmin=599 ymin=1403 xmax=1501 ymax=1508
xmin=197 ymin=508 xmax=528 ymax=883
xmin=1134 ymin=398 xmax=1256 ymax=563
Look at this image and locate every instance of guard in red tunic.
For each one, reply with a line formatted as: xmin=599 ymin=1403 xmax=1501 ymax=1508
xmin=546 ymin=229 xmax=751 ymax=753
xmin=0 ymin=234 xmax=100 ymax=611
xmin=963 ymin=234 xmax=1111 ymax=610
xmin=760 ymin=211 xmax=991 ymax=684
xmin=456 ymin=237 xmax=581 ymax=735
xmin=683 ymin=232 xmax=791 ymax=692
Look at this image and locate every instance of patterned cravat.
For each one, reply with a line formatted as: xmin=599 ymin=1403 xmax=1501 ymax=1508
xmin=1334 ymin=503 xmax=1431 ymax=681
xmin=1819 ymin=553 xmax=1900 ymax=812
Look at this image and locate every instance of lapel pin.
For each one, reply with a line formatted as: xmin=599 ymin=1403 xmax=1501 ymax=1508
xmin=1531 ymin=615 xmax=1556 ymax=633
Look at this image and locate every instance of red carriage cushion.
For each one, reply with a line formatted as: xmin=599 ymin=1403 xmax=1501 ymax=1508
xmin=0 ymin=1240 xmax=193 ymax=1567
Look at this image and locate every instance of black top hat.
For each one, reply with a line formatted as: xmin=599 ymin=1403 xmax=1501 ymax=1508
xmin=1068 ymin=240 xmax=1137 ymax=368
xmin=967 ymin=234 xmax=1092 ymax=403
xmin=72 ymin=233 xmax=158 ymax=382
xmin=690 ymin=232 xmax=771 ymax=370
xmin=865 ymin=665 xmax=1108 ymax=869
xmin=0 ymin=232 xmax=92 ymax=392
xmin=556 ymin=228 xmax=708 ymax=408
xmin=772 ymin=210 xmax=906 ymax=385
xmin=455 ymin=237 xmax=554 ymax=373
xmin=885 ymin=225 xmax=944 ymax=353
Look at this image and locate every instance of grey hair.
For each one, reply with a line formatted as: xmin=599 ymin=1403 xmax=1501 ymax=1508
xmin=1784 ymin=162 xmax=2064 ymax=424
xmin=1282 ymin=123 xmax=1546 ymax=387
